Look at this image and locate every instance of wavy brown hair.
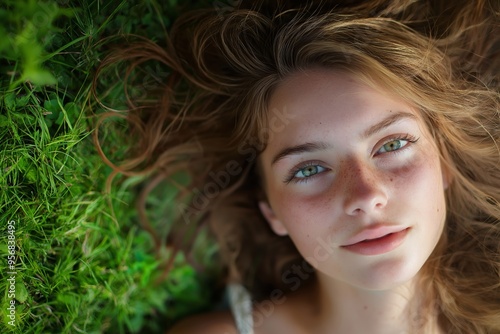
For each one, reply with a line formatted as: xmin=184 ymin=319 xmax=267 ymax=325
xmin=92 ymin=0 xmax=500 ymax=332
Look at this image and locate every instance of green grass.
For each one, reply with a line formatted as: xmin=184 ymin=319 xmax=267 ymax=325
xmin=0 ymin=0 xmax=224 ymax=332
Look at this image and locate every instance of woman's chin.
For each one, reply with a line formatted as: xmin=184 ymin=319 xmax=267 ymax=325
xmin=338 ymin=257 xmax=424 ymax=292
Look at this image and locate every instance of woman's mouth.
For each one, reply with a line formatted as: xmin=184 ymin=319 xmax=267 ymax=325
xmin=341 ymin=227 xmax=410 ymax=256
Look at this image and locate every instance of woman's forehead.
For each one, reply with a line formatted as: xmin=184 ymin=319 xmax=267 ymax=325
xmin=259 ymin=69 xmax=434 ymax=154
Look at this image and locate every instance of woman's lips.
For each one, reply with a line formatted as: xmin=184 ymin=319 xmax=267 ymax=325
xmin=341 ymin=227 xmax=410 ymax=255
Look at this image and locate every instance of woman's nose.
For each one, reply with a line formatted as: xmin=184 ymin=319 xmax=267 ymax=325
xmin=340 ymin=161 xmax=388 ymax=216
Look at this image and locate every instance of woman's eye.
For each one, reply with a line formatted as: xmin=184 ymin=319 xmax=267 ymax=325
xmin=294 ymin=165 xmax=326 ymax=179
xmin=377 ymin=138 xmax=409 ymax=154
xmin=284 ymin=163 xmax=328 ymax=184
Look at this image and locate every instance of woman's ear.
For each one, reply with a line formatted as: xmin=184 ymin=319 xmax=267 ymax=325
xmin=258 ymin=201 xmax=288 ymax=236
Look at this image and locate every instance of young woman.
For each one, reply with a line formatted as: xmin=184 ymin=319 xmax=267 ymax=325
xmin=94 ymin=0 xmax=500 ymax=333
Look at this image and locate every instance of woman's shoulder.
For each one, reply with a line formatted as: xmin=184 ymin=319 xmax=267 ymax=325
xmin=166 ymin=307 xmax=291 ymax=334
xmin=166 ymin=310 xmax=238 ymax=334
xmin=167 ymin=287 xmax=313 ymax=334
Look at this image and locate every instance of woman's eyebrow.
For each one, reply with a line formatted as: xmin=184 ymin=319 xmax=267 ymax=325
xmin=271 ymin=111 xmax=417 ymax=166
xmin=272 ymin=141 xmax=332 ymax=165
xmin=362 ymin=111 xmax=417 ymax=139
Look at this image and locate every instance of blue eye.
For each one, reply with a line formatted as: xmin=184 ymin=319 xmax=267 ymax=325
xmin=285 ymin=164 xmax=327 ymax=183
xmin=378 ymin=139 xmax=407 ymax=153
xmin=295 ymin=165 xmax=326 ymax=178
xmin=377 ymin=135 xmax=419 ymax=154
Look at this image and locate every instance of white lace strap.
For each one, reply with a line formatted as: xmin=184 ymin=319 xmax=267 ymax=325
xmin=227 ymin=283 xmax=254 ymax=334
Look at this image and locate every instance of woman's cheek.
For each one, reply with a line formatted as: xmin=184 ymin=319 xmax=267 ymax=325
xmin=393 ymin=148 xmax=442 ymax=187
xmin=274 ymin=185 xmax=337 ymax=235
xmin=284 ymin=172 xmax=336 ymax=198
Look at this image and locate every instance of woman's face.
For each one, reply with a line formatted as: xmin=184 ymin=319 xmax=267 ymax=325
xmin=258 ymin=69 xmax=449 ymax=290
